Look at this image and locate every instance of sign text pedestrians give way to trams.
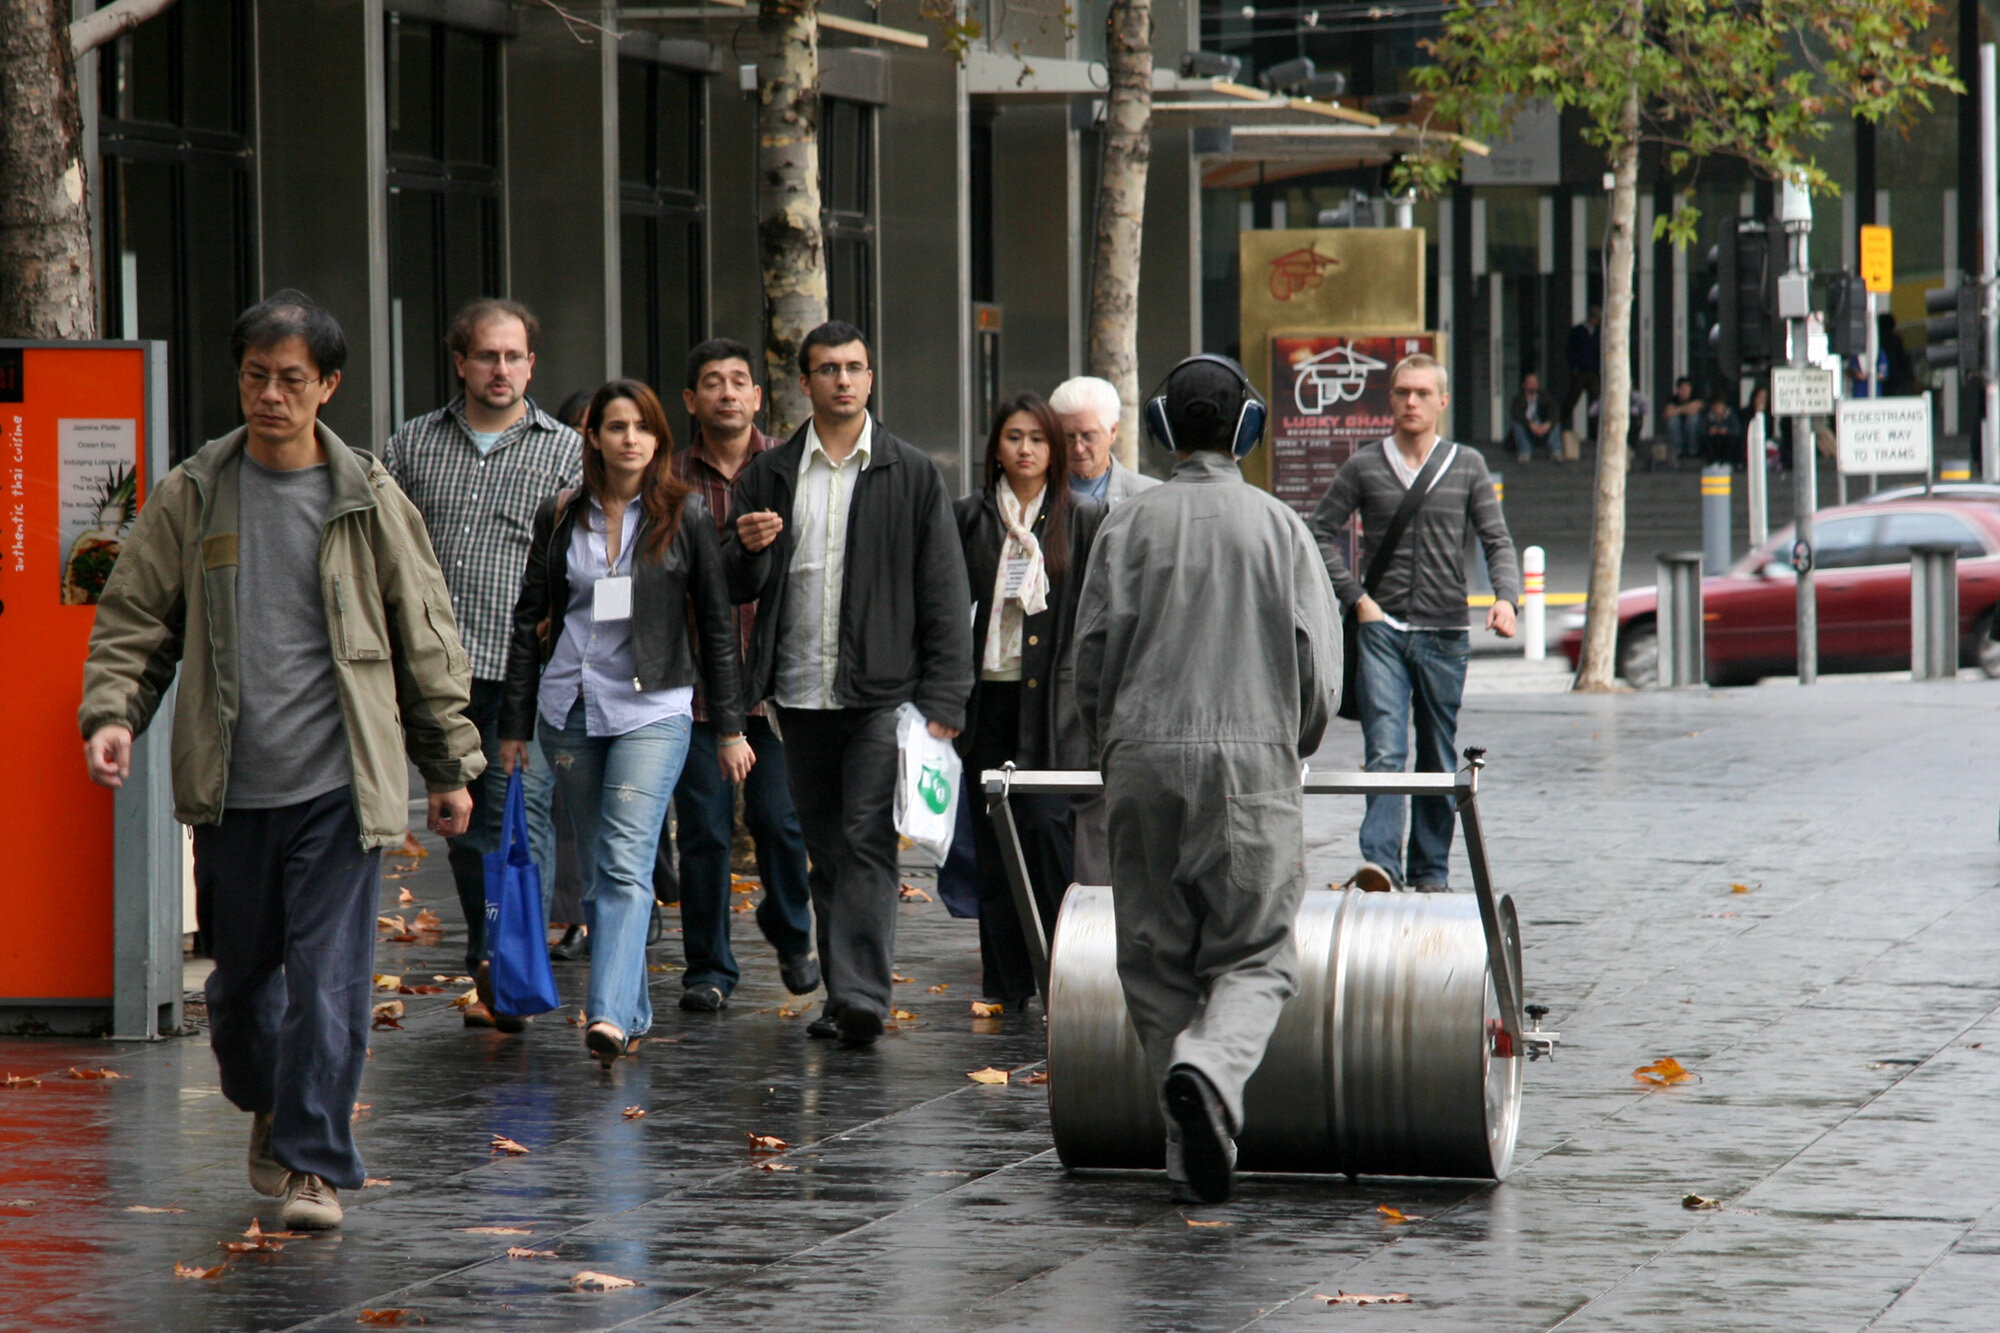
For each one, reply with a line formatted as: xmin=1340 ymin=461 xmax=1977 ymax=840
xmin=1772 ymin=366 xmax=1837 ymax=416
xmin=1836 ymin=395 xmax=1933 ymax=475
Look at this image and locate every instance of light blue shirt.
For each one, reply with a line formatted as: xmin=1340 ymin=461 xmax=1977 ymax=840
xmin=468 ymin=429 xmax=502 ymax=455
xmin=538 ymin=494 xmax=694 ymax=738
xmin=1071 ymin=466 xmax=1112 ymax=504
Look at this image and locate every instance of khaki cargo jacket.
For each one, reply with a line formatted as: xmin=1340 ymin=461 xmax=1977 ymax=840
xmin=78 ymin=423 xmax=486 ymax=850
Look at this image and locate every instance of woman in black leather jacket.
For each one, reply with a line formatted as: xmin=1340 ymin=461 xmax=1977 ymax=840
xmin=953 ymin=392 xmax=1104 ymax=1008
xmin=499 ymin=379 xmax=747 ymax=1068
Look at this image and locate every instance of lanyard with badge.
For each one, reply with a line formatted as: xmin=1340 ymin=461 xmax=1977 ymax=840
xmin=592 ymin=505 xmax=635 ymax=623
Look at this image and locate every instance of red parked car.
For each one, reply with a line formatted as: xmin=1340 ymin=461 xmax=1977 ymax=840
xmin=1558 ymin=499 xmax=2000 ymax=687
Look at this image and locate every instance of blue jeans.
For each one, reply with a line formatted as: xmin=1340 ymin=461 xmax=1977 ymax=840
xmin=1357 ymin=621 xmax=1469 ymax=887
xmin=1666 ymin=413 xmax=1703 ymax=459
xmin=1510 ymin=422 xmax=1553 ymax=461
xmin=673 ymin=715 xmax=815 ymax=993
xmin=540 ymin=700 xmax=691 ymax=1038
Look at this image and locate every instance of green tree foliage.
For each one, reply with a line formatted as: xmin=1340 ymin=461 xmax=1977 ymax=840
xmin=1392 ymin=0 xmax=1958 ymax=689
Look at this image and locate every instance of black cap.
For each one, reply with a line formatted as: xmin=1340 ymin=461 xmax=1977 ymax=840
xmin=1164 ymin=357 xmax=1247 ymax=453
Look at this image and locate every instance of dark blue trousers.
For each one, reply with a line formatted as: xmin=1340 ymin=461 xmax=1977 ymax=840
xmin=673 ymin=715 xmax=815 ymax=993
xmin=193 ymin=786 xmax=380 ymax=1190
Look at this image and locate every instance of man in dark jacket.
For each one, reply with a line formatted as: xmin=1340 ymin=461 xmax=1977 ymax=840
xmin=1311 ymin=354 xmax=1519 ymax=893
xmin=1562 ymin=306 xmax=1602 ymax=432
xmin=724 ymin=321 xmax=975 ymax=1046
xmin=1507 ymin=372 xmax=1558 ymax=463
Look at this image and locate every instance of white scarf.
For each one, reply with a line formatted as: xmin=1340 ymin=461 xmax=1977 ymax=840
xmin=981 ymin=482 xmax=1049 ymax=675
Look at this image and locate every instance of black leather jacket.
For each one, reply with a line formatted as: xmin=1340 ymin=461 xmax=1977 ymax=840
xmin=500 ymin=488 xmax=744 ymax=740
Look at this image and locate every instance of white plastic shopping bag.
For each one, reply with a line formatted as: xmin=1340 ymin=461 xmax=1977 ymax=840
xmin=893 ymin=702 xmax=962 ymax=866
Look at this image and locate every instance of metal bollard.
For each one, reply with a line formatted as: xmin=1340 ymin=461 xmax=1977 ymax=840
xmin=1701 ymin=465 xmax=1732 ymax=574
xmin=1910 ymin=542 xmax=1961 ymax=680
xmin=1522 ymin=545 xmax=1546 ymax=660
xmin=1656 ymin=552 xmax=1706 ymax=688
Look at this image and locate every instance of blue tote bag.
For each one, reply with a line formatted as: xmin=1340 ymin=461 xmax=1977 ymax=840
xmin=483 ymin=770 xmax=561 ymax=1017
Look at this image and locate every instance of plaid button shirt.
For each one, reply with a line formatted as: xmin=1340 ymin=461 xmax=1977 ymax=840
xmin=381 ymin=396 xmax=582 ymax=679
xmin=672 ymin=425 xmax=784 ymax=723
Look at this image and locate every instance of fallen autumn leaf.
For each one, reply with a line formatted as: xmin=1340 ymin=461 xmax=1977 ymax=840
xmin=67 ymin=1067 xmax=126 ymax=1080
xmin=757 ymin=1161 xmax=796 ymax=1173
xmin=490 ymin=1135 xmax=530 ymax=1155
xmin=970 ymin=1001 xmax=1002 ymax=1017
xmin=746 ymin=1132 xmax=788 ymax=1152
xmin=1183 ymin=1215 xmax=1231 ymax=1228
xmin=899 ymin=883 xmax=931 ymax=902
xmin=356 ymin=1310 xmax=422 ymax=1325
xmin=1633 ymin=1057 xmax=1695 ymax=1086
xmin=890 ymin=1009 xmax=916 ymax=1021
xmin=507 ymin=1246 xmax=559 ymax=1259
xmin=124 ymin=1205 xmax=185 ymax=1214
xmin=1682 ymin=1193 xmax=1723 ymax=1210
xmin=966 ymin=1067 xmax=1009 ymax=1085
xmin=1377 ymin=1204 xmax=1425 ymax=1224
xmin=926 ymin=983 xmax=949 ymax=994
xmin=362 ymin=1178 xmax=392 ymax=1188
xmin=412 ymin=909 xmax=443 ymax=932
xmin=460 ymin=1226 xmax=533 ymax=1235
xmin=892 ymin=973 xmax=914 ymax=984
xmin=570 ymin=1271 xmax=639 ymax=1291
xmin=174 ymin=1261 xmax=226 ymax=1279
xmin=351 ymin=1103 xmax=373 ymax=1120
xmin=373 ymin=974 xmax=402 ymax=992
xmin=1016 ymin=1070 xmax=1049 ymax=1085
xmin=622 ymin=1106 xmax=646 ymax=1120
xmin=397 ymin=887 xmax=416 ymax=905
xmin=2 ymin=1074 xmax=41 ymax=1089
xmin=1323 ymin=1291 xmax=1412 ymax=1306
xmin=377 ymin=914 xmax=407 ymax=933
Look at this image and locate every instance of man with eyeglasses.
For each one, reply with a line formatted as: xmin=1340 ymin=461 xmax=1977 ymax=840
xmin=80 ymin=290 xmax=483 ymax=1229
xmin=725 ymin=321 xmax=974 ymax=1047
xmin=382 ymin=298 xmax=580 ymax=1028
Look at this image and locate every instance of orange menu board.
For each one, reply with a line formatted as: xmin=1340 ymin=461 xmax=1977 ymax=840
xmin=0 ymin=343 xmax=159 ymax=1007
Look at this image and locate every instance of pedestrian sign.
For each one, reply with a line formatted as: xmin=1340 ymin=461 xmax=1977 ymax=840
xmin=1771 ymin=366 xmax=1836 ymax=416
xmin=1860 ymin=225 xmax=1893 ymax=295
xmin=1836 ymin=395 xmax=1932 ymax=475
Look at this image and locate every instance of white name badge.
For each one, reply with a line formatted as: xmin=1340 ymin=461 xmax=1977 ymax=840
xmin=1001 ymin=557 xmax=1032 ymax=601
xmin=593 ymin=575 xmax=633 ymax=622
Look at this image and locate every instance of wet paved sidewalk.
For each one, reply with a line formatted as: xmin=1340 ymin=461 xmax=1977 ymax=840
xmin=5 ymin=677 xmax=2000 ymax=1330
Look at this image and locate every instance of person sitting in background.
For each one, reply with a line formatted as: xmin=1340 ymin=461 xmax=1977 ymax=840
xmin=1663 ymin=377 xmax=1704 ymax=461
xmin=1508 ymin=372 xmax=1558 ymax=464
xmin=1700 ymin=396 xmax=1743 ymax=470
xmin=953 ymin=393 xmax=1104 ymax=1009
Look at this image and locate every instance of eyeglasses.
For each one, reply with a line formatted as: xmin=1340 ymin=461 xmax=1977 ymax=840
xmin=238 ymin=368 xmax=322 ymax=395
xmin=808 ymin=362 xmax=872 ymax=381
xmin=466 ymin=351 xmax=531 ymax=369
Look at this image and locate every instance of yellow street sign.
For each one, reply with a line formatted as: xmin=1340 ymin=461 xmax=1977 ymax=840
xmin=1860 ymin=225 xmax=1893 ymax=294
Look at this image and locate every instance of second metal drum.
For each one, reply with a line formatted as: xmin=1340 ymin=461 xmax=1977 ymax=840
xmin=1045 ymin=885 xmax=1523 ymax=1180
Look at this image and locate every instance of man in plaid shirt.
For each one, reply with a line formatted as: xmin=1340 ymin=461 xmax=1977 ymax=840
xmin=669 ymin=338 xmax=818 ymax=1011
xmin=382 ymin=298 xmax=581 ymax=1027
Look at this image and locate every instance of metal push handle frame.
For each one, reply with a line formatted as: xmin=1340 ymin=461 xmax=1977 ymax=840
xmin=984 ymin=749 xmax=1539 ymax=1056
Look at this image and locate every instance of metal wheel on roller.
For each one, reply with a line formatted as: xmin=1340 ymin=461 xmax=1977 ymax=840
xmin=1046 ymin=885 xmax=1523 ymax=1180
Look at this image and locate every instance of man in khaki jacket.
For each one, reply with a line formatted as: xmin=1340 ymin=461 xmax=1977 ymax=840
xmin=79 ymin=290 xmax=483 ymax=1231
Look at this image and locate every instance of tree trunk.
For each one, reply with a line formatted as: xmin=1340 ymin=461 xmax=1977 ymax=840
xmin=757 ymin=0 xmax=827 ymax=438
xmin=1087 ymin=0 xmax=1151 ymax=470
xmin=0 ymin=0 xmax=97 ymax=340
xmin=1574 ymin=87 xmax=1641 ymax=691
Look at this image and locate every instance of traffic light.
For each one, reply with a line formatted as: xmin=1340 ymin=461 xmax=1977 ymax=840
xmin=1924 ymin=279 xmax=1983 ymax=385
xmin=1827 ymin=273 xmax=1870 ymax=361
xmin=1706 ymin=218 xmax=1775 ymax=385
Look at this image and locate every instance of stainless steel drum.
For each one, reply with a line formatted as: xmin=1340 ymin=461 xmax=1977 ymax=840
xmin=1046 ymin=885 xmax=1524 ymax=1180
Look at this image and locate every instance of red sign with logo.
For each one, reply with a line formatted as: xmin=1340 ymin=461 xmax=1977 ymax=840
xmin=1269 ymin=333 xmax=1437 ymax=517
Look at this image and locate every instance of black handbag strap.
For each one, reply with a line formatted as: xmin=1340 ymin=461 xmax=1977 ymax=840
xmin=1361 ymin=442 xmax=1454 ymax=595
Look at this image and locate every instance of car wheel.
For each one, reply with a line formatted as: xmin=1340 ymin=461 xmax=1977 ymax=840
xmin=1977 ymin=613 xmax=2000 ymax=679
xmin=1617 ymin=623 xmax=1659 ymax=689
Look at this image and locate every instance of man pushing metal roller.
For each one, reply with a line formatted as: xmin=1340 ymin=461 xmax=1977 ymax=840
xmin=1071 ymin=354 xmax=1343 ymax=1205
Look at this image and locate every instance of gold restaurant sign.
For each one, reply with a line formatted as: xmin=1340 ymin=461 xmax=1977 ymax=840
xmin=1238 ymin=228 xmax=1428 ymax=494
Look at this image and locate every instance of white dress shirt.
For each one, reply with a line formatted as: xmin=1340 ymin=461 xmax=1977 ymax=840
xmin=774 ymin=416 xmax=874 ymax=709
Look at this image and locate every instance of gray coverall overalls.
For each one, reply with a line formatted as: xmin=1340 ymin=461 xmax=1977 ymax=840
xmin=1072 ymin=451 xmax=1342 ymax=1139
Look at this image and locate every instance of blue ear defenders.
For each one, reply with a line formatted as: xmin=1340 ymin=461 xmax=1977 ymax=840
xmin=1142 ymin=354 xmax=1269 ymax=459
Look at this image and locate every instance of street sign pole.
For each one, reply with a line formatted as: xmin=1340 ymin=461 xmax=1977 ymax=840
xmin=1982 ymin=43 xmax=1999 ymax=481
xmin=1781 ymin=177 xmax=1818 ymax=684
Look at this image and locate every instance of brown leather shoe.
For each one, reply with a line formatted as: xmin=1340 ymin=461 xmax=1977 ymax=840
xmin=475 ymin=962 xmax=528 ymax=1034
xmin=463 ymin=1000 xmax=497 ymax=1029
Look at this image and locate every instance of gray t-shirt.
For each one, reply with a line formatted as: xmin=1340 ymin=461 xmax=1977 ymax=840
xmin=226 ymin=456 xmax=352 ymax=808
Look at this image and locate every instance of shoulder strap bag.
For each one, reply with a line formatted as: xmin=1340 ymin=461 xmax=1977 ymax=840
xmin=1337 ymin=442 xmax=1456 ymax=721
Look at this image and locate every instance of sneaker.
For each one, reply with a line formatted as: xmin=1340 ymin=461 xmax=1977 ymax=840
xmin=1163 ymin=1065 xmax=1236 ymax=1204
xmin=836 ymin=1007 xmax=884 ymax=1047
xmin=247 ymin=1112 xmax=287 ymax=1197
xmin=679 ymin=983 xmax=727 ymax=1013
xmin=778 ymin=952 xmax=822 ymax=996
xmin=280 ymin=1173 xmax=343 ymax=1230
xmin=1346 ymin=862 xmax=1396 ymax=894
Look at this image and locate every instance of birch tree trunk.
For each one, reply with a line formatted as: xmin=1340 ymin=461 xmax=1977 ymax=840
xmin=1574 ymin=82 xmax=1642 ymax=691
xmin=758 ymin=0 xmax=828 ymax=438
xmin=1087 ymin=0 xmax=1151 ymax=470
xmin=0 ymin=0 xmax=97 ymax=339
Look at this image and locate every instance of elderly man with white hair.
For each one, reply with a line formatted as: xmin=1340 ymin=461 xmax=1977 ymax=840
xmin=1050 ymin=376 xmax=1158 ymax=506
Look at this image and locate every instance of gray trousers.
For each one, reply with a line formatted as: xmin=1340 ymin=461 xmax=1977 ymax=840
xmin=1070 ymin=793 xmax=1110 ymax=886
xmin=1103 ymin=740 xmax=1306 ymax=1134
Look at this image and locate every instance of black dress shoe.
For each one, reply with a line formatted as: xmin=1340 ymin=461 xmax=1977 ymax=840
xmin=806 ymin=1012 xmax=842 ymax=1040
xmin=679 ymin=983 xmax=726 ymax=1013
xmin=549 ymin=924 xmax=586 ymax=961
xmin=779 ymin=952 xmax=821 ymax=996
xmin=836 ymin=1007 xmax=884 ymax=1047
